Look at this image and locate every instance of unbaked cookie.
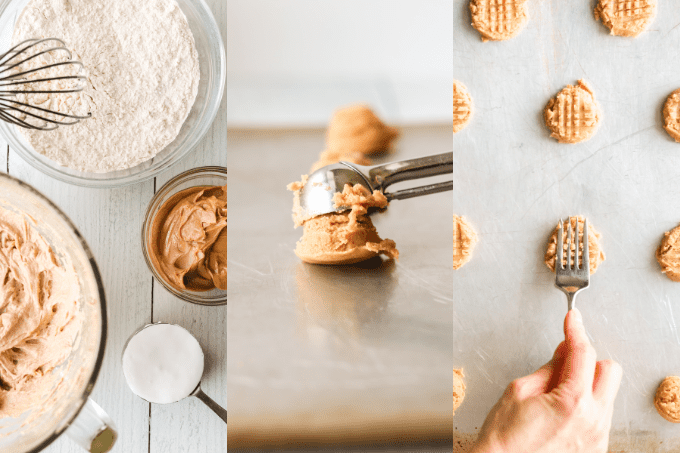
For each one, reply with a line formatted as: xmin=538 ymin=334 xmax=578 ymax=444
xmin=326 ymin=105 xmax=399 ymax=156
xmin=454 ymin=216 xmax=477 ymax=270
xmin=655 ymin=376 xmax=680 ymax=423
xmin=453 ymin=369 xmax=466 ymax=415
xmin=545 ymin=216 xmax=605 ymax=275
xmin=469 ymin=0 xmax=529 ymax=42
xmin=594 ymin=0 xmax=657 ymax=37
xmin=656 ymin=223 xmax=680 ymax=281
xmin=453 ymin=80 xmax=473 ymax=134
xmin=663 ymin=89 xmax=680 ymax=143
xmin=544 ymin=80 xmax=601 ymax=144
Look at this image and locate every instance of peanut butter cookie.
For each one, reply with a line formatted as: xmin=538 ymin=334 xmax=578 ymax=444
xmin=453 ymin=369 xmax=466 ymax=415
xmin=469 ymin=0 xmax=529 ymax=42
xmin=656 ymin=223 xmax=680 ymax=281
xmin=544 ymin=80 xmax=601 ymax=144
xmin=454 ymin=215 xmax=478 ymax=270
xmin=663 ymin=89 xmax=680 ymax=143
xmin=453 ymin=80 xmax=473 ymax=134
xmin=545 ymin=216 xmax=605 ymax=275
xmin=594 ymin=0 xmax=657 ymax=37
xmin=655 ymin=376 xmax=680 ymax=423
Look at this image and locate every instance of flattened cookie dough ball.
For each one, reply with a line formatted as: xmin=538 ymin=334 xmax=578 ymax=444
xmin=544 ymin=80 xmax=601 ymax=144
xmin=469 ymin=0 xmax=529 ymax=42
xmin=663 ymin=89 xmax=680 ymax=143
xmin=594 ymin=0 xmax=657 ymax=37
xmin=326 ymin=105 xmax=399 ymax=156
xmin=655 ymin=376 xmax=680 ymax=423
xmin=656 ymin=223 xmax=680 ymax=281
xmin=453 ymin=80 xmax=473 ymax=134
xmin=454 ymin=215 xmax=478 ymax=270
xmin=545 ymin=216 xmax=605 ymax=275
xmin=453 ymin=368 xmax=466 ymax=415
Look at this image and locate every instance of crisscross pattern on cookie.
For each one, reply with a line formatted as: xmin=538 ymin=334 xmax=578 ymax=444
xmin=595 ymin=0 xmax=656 ymax=36
xmin=453 ymin=81 xmax=472 ymax=133
xmin=545 ymin=82 xmax=600 ymax=144
xmin=664 ymin=89 xmax=680 ymax=142
xmin=470 ymin=0 xmax=528 ymax=41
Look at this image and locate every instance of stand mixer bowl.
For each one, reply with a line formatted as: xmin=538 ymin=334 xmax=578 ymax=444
xmin=0 ymin=173 xmax=109 ymax=453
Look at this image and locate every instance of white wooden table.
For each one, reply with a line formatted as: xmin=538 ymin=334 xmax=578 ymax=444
xmin=0 ymin=0 xmax=226 ymax=450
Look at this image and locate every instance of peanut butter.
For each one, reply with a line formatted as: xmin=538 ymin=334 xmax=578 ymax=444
xmin=149 ymin=185 xmax=227 ymax=292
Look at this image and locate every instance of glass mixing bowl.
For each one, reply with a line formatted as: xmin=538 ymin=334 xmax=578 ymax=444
xmin=0 ymin=173 xmax=112 ymax=452
xmin=142 ymin=166 xmax=227 ymax=305
xmin=0 ymin=0 xmax=225 ymax=188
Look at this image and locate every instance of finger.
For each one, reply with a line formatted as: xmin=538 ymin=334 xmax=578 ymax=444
xmin=559 ymin=308 xmax=597 ymax=396
xmin=509 ymin=360 xmax=556 ymax=400
xmin=593 ymin=359 xmax=623 ymax=405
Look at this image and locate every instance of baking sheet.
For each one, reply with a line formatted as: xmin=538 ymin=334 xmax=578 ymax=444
xmin=454 ymin=0 xmax=680 ymax=449
xmin=226 ymin=125 xmax=453 ymax=449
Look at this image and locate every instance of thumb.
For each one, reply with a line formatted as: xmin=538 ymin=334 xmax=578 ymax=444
xmin=558 ymin=308 xmax=597 ymax=396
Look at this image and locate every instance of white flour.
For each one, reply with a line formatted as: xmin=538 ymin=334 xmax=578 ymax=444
xmin=12 ymin=0 xmax=200 ymax=173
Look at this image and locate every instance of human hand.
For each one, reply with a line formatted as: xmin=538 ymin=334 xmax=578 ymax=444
xmin=471 ymin=308 xmax=622 ymax=453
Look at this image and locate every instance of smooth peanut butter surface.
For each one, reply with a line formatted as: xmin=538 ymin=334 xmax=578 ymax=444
xmin=150 ymin=185 xmax=227 ymax=291
xmin=0 ymin=206 xmax=81 ymax=417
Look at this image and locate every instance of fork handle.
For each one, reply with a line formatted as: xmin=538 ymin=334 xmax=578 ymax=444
xmin=567 ymin=293 xmax=576 ymax=311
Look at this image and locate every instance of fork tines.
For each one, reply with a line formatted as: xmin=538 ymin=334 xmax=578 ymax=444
xmin=556 ymin=217 xmax=589 ymax=273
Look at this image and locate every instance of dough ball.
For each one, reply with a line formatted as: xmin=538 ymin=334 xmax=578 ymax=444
xmin=655 ymin=376 xmax=680 ymax=423
xmin=545 ymin=216 xmax=605 ymax=275
xmin=469 ymin=0 xmax=529 ymax=42
xmin=655 ymin=223 xmax=680 ymax=281
xmin=453 ymin=80 xmax=473 ymax=134
xmin=544 ymin=80 xmax=601 ymax=144
xmin=453 ymin=368 xmax=466 ymax=415
xmin=594 ymin=0 xmax=657 ymax=37
xmin=663 ymin=89 xmax=680 ymax=143
xmin=326 ymin=105 xmax=399 ymax=156
xmin=310 ymin=148 xmax=372 ymax=173
xmin=454 ymin=215 xmax=477 ymax=270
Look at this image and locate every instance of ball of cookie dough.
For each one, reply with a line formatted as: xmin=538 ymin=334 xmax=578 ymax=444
xmin=453 ymin=368 xmax=466 ymax=415
xmin=544 ymin=216 xmax=605 ymax=275
xmin=594 ymin=0 xmax=657 ymax=38
xmin=544 ymin=80 xmax=601 ymax=144
xmin=655 ymin=376 xmax=680 ymax=423
xmin=663 ymin=89 xmax=680 ymax=143
xmin=326 ymin=105 xmax=399 ymax=156
xmin=655 ymin=223 xmax=680 ymax=281
xmin=469 ymin=0 xmax=529 ymax=42
xmin=454 ymin=215 xmax=478 ymax=270
xmin=453 ymin=80 xmax=473 ymax=134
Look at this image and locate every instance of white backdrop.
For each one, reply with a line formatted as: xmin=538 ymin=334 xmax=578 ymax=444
xmin=226 ymin=0 xmax=453 ymax=127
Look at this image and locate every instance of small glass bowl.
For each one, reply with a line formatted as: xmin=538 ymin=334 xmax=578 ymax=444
xmin=142 ymin=166 xmax=227 ymax=305
xmin=0 ymin=0 xmax=225 ymax=188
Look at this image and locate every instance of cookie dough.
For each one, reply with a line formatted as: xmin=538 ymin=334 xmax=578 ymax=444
xmin=453 ymin=368 xmax=466 ymax=415
xmin=594 ymin=0 xmax=657 ymax=37
xmin=655 ymin=223 xmax=680 ymax=281
xmin=310 ymin=148 xmax=373 ymax=173
xmin=288 ymin=181 xmax=398 ymax=265
xmin=148 ymin=185 xmax=227 ymax=291
xmin=469 ymin=0 xmax=529 ymax=42
xmin=663 ymin=89 xmax=680 ymax=143
xmin=0 ymin=206 xmax=81 ymax=417
xmin=545 ymin=216 xmax=605 ymax=275
xmin=326 ymin=105 xmax=399 ymax=156
xmin=453 ymin=215 xmax=477 ymax=270
xmin=544 ymin=80 xmax=601 ymax=144
xmin=453 ymin=80 xmax=473 ymax=134
xmin=655 ymin=376 xmax=680 ymax=423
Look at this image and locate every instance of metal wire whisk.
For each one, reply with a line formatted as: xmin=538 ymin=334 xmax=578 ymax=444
xmin=0 ymin=38 xmax=91 ymax=131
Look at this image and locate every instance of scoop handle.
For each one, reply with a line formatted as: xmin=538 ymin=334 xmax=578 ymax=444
xmin=65 ymin=398 xmax=117 ymax=453
xmin=368 ymin=152 xmax=452 ymax=191
xmin=193 ymin=387 xmax=228 ymax=424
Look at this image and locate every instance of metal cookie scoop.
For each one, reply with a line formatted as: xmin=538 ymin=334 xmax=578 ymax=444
xmin=298 ymin=152 xmax=453 ymax=220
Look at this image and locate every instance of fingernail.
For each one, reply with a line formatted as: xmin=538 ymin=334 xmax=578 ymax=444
xmin=572 ymin=308 xmax=583 ymax=323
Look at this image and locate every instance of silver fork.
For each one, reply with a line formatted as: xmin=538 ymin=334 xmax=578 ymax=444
xmin=555 ymin=217 xmax=590 ymax=311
